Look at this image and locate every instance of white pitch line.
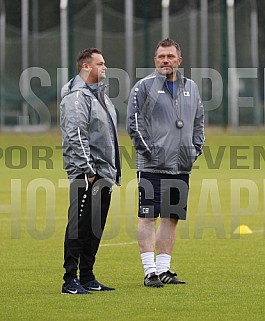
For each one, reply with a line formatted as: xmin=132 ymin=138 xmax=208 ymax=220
xmin=100 ymin=241 xmax=138 ymax=247
xmin=252 ymin=229 xmax=265 ymax=234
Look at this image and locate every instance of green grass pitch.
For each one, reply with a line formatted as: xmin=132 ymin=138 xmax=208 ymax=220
xmin=0 ymin=129 xmax=265 ymax=321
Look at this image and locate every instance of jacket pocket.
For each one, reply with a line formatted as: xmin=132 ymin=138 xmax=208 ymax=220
xmin=178 ymin=145 xmax=197 ymax=171
xmin=149 ymin=144 xmax=167 ymax=169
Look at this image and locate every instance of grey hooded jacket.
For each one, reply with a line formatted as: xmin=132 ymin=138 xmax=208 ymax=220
xmin=60 ymin=75 xmax=121 ymax=185
xmin=126 ymin=70 xmax=205 ymax=174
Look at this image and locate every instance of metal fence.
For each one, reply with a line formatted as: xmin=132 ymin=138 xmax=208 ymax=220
xmin=0 ymin=0 xmax=263 ymax=131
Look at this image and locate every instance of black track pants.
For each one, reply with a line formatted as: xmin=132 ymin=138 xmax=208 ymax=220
xmin=63 ymin=174 xmax=112 ymax=284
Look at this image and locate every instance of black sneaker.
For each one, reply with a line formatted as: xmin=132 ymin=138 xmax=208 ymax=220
xmin=144 ymin=272 xmax=164 ymax=287
xmin=159 ymin=270 xmax=186 ymax=284
xmin=62 ymin=278 xmax=90 ymax=294
xmin=82 ymin=279 xmax=115 ymax=291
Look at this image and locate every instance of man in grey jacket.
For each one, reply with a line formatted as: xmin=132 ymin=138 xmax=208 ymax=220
xmin=127 ymin=38 xmax=204 ymax=287
xmin=60 ymin=48 xmax=121 ymax=294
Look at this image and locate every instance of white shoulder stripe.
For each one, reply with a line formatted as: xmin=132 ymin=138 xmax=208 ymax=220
xmin=139 ymin=74 xmax=156 ymax=85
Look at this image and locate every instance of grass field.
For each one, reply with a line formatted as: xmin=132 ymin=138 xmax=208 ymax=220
xmin=0 ymin=128 xmax=265 ymax=321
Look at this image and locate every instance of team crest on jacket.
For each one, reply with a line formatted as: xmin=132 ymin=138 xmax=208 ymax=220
xmin=92 ymin=184 xmax=99 ymax=196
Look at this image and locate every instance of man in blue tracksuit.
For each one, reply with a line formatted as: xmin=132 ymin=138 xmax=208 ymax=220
xmin=127 ymin=38 xmax=205 ymax=287
xmin=60 ymin=48 xmax=121 ymax=294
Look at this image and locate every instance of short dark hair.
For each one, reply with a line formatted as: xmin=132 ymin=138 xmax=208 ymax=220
xmin=155 ymin=38 xmax=181 ymax=56
xmin=76 ymin=48 xmax=102 ymax=72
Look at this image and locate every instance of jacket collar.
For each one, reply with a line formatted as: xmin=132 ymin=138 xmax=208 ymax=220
xmin=67 ymin=74 xmax=107 ymax=93
xmin=154 ymin=69 xmax=186 ymax=88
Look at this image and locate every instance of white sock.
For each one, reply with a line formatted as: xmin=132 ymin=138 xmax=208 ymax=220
xmin=141 ymin=252 xmax=156 ymax=276
xmin=156 ymin=254 xmax=171 ymax=275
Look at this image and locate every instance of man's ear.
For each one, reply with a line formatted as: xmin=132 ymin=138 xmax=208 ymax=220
xmin=82 ymin=62 xmax=90 ymax=70
xmin=178 ymin=57 xmax=183 ymax=66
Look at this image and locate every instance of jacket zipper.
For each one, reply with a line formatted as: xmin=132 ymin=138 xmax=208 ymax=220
xmin=165 ymin=81 xmax=182 ymax=171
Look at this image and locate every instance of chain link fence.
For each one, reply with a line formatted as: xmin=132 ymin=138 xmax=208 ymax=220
xmin=0 ymin=0 xmax=263 ymax=130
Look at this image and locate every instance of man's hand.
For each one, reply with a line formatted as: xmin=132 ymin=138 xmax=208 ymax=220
xmin=88 ymin=175 xmax=96 ymax=184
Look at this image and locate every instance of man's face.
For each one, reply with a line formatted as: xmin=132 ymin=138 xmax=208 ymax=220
xmin=154 ymin=45 xmax=182 ymax=78
xmin=82 ymin=53 xmax=107 ymax=83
